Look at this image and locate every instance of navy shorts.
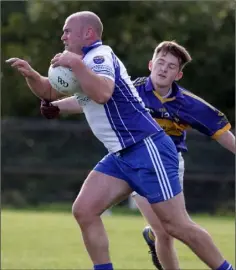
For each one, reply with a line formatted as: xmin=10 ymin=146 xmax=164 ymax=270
xmin=94 ymin=132 xmax=182 ymax=204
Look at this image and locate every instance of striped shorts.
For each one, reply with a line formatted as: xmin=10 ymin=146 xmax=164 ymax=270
xmin=131 ymin=152 xmax=184 ymax=198
xmin=94 ymin=132 xmax=182 ymax=204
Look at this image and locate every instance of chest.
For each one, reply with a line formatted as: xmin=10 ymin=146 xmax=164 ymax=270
xmin=140 ymin=91 xmax=190 ymax=134
xmin=141 ymin=91 xmax=176 ymax=120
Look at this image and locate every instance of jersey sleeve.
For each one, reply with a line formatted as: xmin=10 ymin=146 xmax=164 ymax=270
xmin=84 ymin=52 xmax=115 ymax=81
xmin=181 ymin=92 xmax=231 ymax=139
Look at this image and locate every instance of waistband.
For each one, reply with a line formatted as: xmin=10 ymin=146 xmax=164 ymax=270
xmin=114 ymin=132 xmax=165 ymax=157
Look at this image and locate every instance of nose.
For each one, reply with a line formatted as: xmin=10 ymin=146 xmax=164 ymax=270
xmin=61 ymin=33 xmax=66 ymax=41
xmin=161 ymin=64 xmax=168 ymax=73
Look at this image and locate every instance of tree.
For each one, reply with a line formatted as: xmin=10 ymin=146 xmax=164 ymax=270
xmin=2 ymin=1 xmax=235 ymax=124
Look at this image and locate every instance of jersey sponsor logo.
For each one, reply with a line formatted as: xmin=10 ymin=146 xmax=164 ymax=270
xmin=149 ymin=107 xmax=171 ymax=119
xmin=159 ymin=108 xmax=170 ymax=118
xmin=91 ymin=65 xmax=115 ymax=78
xmin=93 ymin=55 xmax=105 ymax=64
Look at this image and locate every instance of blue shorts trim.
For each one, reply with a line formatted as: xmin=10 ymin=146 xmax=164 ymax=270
xmin=144 ymin=136 xmax=174 ymax=202
xmin=94 ymin=133 xmax=182 ymax=204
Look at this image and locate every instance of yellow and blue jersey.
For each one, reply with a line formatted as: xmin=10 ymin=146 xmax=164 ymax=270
xmin=133 ymin=76 xmax=231 ymax=152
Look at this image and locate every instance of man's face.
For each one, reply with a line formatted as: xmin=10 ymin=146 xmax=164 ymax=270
xmin=149 ymin=51 xmax=183 ymax=88
xmin=61 ymin=17 xmax=85 ymax=54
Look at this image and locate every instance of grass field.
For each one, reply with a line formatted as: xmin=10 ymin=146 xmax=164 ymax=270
xmin=1 ymin=209 xmax=235 ymax=269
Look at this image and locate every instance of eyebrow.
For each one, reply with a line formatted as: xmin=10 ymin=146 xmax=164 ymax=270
xmin=157 ymin=58 xmax=178 ymax=66
xmin=63 ymin=27 xmax=70 ymax=32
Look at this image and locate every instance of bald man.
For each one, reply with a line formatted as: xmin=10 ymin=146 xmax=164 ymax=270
xmin=7 ymin=11 xmax=234 ymax=270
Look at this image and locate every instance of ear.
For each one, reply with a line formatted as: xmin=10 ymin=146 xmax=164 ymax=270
xmin=175 ymin=71 xmax=183 ymax=81
xmin=85 ymin=26 xmax=93 ymax=39
xmin=148 ymin=60 xmax=152 ymax=71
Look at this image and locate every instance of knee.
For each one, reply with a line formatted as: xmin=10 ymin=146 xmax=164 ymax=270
xmin=155 ymin=228 xmax=174 ymax=246
xmin=160 ymin=219 xmax=185 ymax=239
xmin=151 ymin=223 xmax=174 ymax=245
xmin=72 ymin=200 xmax=82 ymax=220
xmin=72 ymin=200 xmax=92 ymax=225
xmin=161 ymin=219 xmax=198 ymax=242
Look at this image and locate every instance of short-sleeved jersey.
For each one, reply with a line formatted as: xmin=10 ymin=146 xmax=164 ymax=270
xmin=133 ymin=76 xmax=231 ymax=152
xmin=74 ymin=41 xmax=162 ymax=153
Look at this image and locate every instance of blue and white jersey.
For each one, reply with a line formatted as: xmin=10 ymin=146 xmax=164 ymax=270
xmin=75 ymin=41 xmax=163 ymax=153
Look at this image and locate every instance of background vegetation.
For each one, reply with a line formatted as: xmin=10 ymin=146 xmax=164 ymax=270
xmin=2 ymin=1 xmax=235 ymax=124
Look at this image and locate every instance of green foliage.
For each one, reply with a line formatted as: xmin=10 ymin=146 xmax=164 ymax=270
xmin=2 ymin=1 xmax=235 ymax=123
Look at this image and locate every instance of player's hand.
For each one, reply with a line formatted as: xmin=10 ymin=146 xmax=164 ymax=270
xmin=5 ymin=58 xmax=36 ymax=78
xmin=40 ymin=99 xmax=60 ymax=119
xmin=50 ymin=51 xmax=82 ymax=68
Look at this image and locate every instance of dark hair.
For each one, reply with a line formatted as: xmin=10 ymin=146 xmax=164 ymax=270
xmin=153 ymin=41 xmax=192 ymax=69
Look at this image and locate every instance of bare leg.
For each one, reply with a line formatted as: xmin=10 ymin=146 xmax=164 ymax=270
xmin=72 ymin=170 xmax=132 ymax=264
xmin=151 ymin=192 xmax=225 ymax=270
xmin=134 ymin=194 xmax=179 ymax=270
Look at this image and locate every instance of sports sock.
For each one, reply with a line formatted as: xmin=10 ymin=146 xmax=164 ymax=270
xmin=94 ymin=262 xmax=113 ymax=270
xmin=216 ymin=260 xmax=234 ymax=270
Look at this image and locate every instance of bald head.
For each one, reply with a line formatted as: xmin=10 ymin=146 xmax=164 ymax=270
xmin=62 ymin=11 xmax=103 ymax=54
xmin=67 ymin=11 xmax=103 ymax=39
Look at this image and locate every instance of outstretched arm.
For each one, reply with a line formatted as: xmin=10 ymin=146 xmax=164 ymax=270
xmin=180 ymin=91 xmax=234 ymax=154
xmin=215 ymin=130 xmax=235 ymax=154
xmin=40 ymin=96 xmax=83 ymax=119
xmin=51 ymin=96 xmax=83 ymax=114
xmin=6 ymin=58 xmax=65 ymax=101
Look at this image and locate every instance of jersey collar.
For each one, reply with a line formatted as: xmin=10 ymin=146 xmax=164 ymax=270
xmin=145 ymin=76 xmax=184 ymax=99
xmin=81 ymin=40 xmax=103 ymax=56
xmin=145 ymin=76 xmax=155 ymax=91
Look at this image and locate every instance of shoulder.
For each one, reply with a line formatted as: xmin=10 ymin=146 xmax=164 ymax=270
xmin=178 ymin=86 xmax=218 ymax=111
xmin=173 ymin=82 xmax=190 ymax=96
xmin=132 ymin=77 xmax=148 ymax=87
xmin=181 ymin=88 xmax=213 ymax=105
xmin=92 ymin=45 xmax=112 ymax=54
xmin=84 ymin=45 xmax=113 ymax=64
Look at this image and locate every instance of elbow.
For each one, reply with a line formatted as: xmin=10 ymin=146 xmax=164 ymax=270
xmin=94 ymin=92 xmax=112 ymax=104
xmin=95 ymin=97 xmax=110 ymax=104
xmin=95 ymin=80 xmax=114 ymax=104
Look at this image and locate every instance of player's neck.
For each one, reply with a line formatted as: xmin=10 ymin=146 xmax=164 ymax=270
xmin=150 ymin=76 xmax=172 ymax=96
xmin=153 ymin=84 xmax=171 ymax=97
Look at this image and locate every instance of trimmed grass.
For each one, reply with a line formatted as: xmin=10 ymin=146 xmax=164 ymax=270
xmin=1 ymin=209 xmax=235 ymax=269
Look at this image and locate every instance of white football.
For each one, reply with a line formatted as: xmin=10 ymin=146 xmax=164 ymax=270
xmin=48 ymin=65 xmax=81 ymax=95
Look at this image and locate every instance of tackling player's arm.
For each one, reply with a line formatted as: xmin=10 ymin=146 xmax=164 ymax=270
xmin=215 ymin=130 xmax=235 ymax=154
xmin=51 ymin=96 xmax=83 ymax=114
xmin=6 ymin=58 xmax=65 ymax=101
xmin=40 ymin=96 xmax=83 ymax=119
xmin=51 ymin=51 xmax=115 ymax=104
xmin=181 ymin=91 xmax=235 ymax=154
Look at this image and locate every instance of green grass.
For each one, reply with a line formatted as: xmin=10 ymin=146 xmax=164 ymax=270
xmin=1 ymin=209 xmax=235 ymax=269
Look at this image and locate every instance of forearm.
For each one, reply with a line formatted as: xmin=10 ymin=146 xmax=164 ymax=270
xmin=71 ymin=59 xmax=113 ymax=104
xmin=51 ymin=96 xmax=83 ymax=114
xmin=26 ymin=71 xmax=64 ymax=101
xmin=216 ymin=130 xmax=235 ymax=154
